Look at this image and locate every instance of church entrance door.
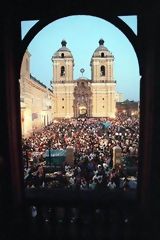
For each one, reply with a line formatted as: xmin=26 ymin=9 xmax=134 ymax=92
xmin=79 ymin=105 xmax=87 ymax=117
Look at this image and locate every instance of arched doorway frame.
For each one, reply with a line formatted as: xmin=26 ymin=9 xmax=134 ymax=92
xmin=19 ymin=14 xmax=141 ymax=197
xmin=19 ymin=15 xmax=141 ymax=75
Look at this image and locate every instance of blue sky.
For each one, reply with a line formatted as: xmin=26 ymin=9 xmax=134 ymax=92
xmin=21 ymin=15 xmax=140 ymax=101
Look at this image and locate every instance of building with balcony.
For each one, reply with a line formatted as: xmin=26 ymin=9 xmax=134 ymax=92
xmin=20 ymin=51 xmax=54 ymax=137
xmin=116 ymin=99 xmax=139 ymax=116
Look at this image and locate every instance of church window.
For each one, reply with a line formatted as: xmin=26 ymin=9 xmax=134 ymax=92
xmin=62 ymin=106 xmax=64 ymax=109
xmin=61 ymin=66 xmax=65 ymax=76
xmin=61 ymin=53 xmax=64 ymax=58
xmin=101 ymin=52 xmax=104 ymax=57
xmin=100 ymin=65 xmax=105 ymax=76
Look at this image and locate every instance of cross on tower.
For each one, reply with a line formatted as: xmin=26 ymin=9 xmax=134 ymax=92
xmin=80 ymin=68 xmax=85 ymax=77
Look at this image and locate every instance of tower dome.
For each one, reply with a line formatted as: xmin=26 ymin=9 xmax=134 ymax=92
xmin=52 ymin=39 xmax=73 ymax=58
xmin=92 ymin=39 xmax=113 ymax=58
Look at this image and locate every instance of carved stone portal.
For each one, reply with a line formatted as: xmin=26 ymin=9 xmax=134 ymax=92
xmin=73 ymin=79 xmax=92 ymax=118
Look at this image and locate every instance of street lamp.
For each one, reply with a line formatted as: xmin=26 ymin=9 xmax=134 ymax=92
xmin=48 ymin=139 xmax=52 ymax=166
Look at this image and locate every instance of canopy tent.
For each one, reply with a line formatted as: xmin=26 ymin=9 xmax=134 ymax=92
xmin=101 ymin=121 xmax=111 ymax=129
xmin=43 ymin=149 xmax=66 ymax=166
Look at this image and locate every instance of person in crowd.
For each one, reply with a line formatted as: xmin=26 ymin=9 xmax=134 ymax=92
xmin=23 ymin=113 xmax=139 ymax=192
xmin=107 ymin=178 xmax=117 ymax=190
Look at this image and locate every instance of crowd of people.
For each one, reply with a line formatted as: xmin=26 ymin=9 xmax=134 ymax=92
xmin=23 ymin=113 xmax=139 ymax=192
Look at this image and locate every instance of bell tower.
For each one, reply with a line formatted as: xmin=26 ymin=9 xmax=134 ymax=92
xmin=90 ymin=39 xmax=116 ymax=118
xmin=52 ymin=40 xmax=74 ymax=83
xmin=51 ymin=40 xmax=75 ymax=118
xmin=90 ymin=39 xmax=115 ymax=83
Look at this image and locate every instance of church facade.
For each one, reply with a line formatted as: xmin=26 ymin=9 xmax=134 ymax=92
xmin=52 ymin=39 xmax=116 ymax=118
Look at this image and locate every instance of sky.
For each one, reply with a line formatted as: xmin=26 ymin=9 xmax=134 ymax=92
xmin=21 ymin=15 xmax=140 ymax=101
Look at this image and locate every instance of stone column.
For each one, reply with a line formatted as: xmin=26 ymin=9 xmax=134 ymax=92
xmin=112 ymin=146 xmax=122 ymax=168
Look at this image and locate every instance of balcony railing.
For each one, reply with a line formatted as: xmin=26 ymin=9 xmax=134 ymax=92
xmin=23 ymin=188 xmax=139 ymax=240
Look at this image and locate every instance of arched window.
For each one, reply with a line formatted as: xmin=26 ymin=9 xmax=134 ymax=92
xmin=61 ymin=53 xmax=64 ymax=58
xmin=100 ymin=65 xmax=105 ymax=76
xmin=101 ymin=52 xmax=104 ymax=57
xmin=61 ymin=66 xmax=65 ymax=76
